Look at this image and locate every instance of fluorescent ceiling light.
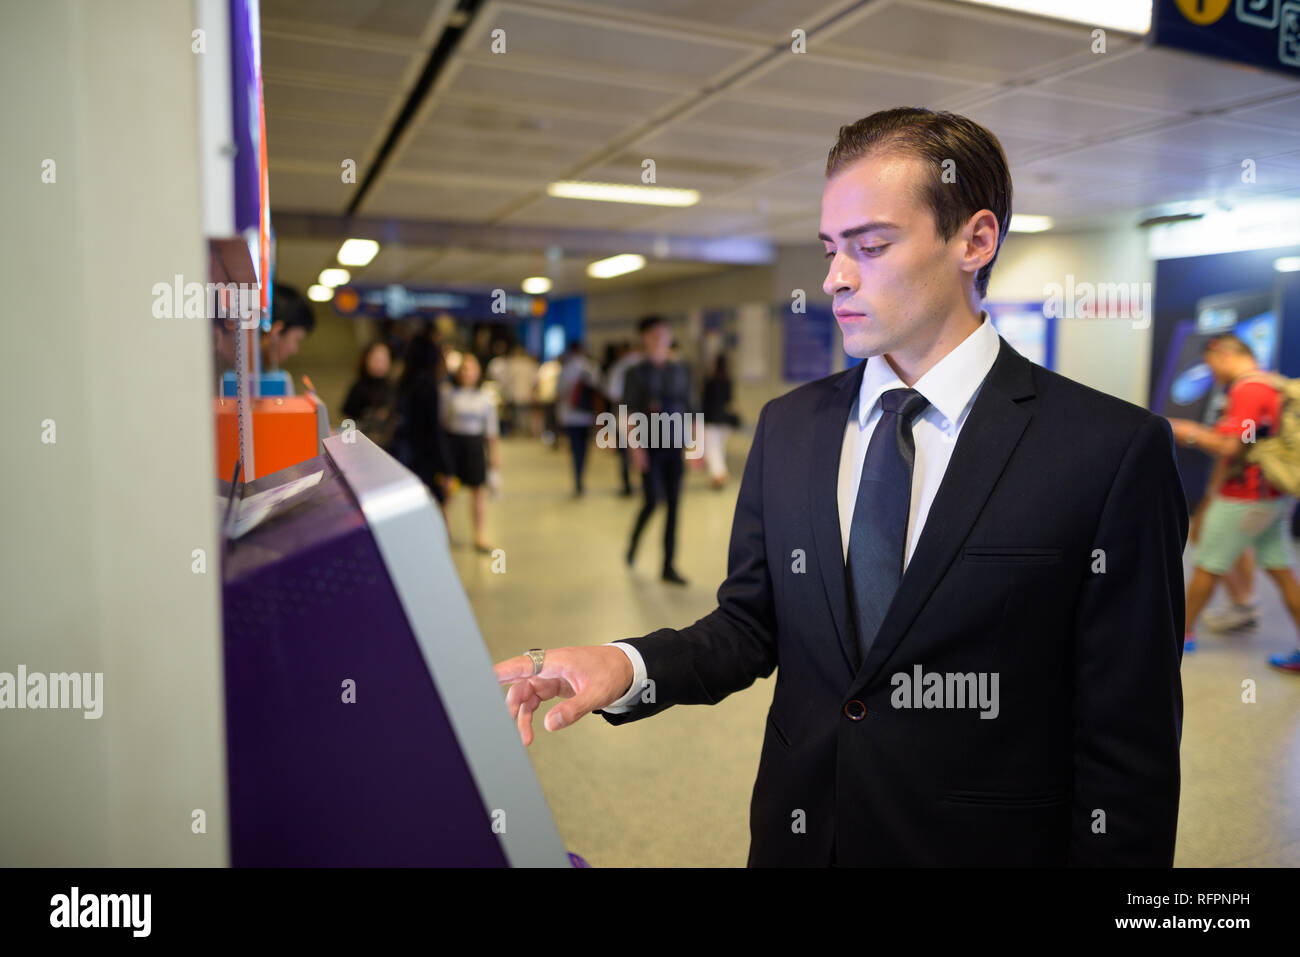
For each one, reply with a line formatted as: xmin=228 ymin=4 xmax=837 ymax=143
xmin=337 ymin=238 xmax=379 ymax=266
xmin=319 ymin=268 xmax=350 ymax=288
xmin=1148 ymin=199 xmax=1300 ymax=259
xmin=1275 ymin=256 xmax=1300 ymax=273
xmin=586 ymin=254 xmax=646 ymax=279
xmin=952 ymin=0 xmax=1151 ymax=33
xmin=307 ymin=284 xmax=333 ymax=302
xmin=1009 ymin=214 xmax=1053 ymax=233
xmin=521 ymin=276 xmax=552 ymax=294
xmin=548 ymin=181 xmax=699 ymax=207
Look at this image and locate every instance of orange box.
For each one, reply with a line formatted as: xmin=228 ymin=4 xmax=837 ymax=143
xmin=215 ymin=395 xmax=321 ymax=481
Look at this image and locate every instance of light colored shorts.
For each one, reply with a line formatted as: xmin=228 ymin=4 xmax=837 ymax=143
xmin=1196 ymin=496 xmax=1295 ymax=575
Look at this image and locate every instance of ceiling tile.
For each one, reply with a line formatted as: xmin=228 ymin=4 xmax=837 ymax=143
xmin=263 ymin=0 xmax=440 ymax=38
xmin=360 ymin=177 xmax=532 ymax=219
xmin=738 ymin=56 xmax=976 ymax=110
xmin=497 ymin=195 xmax=654 ymax=229
xmin=1224 ymin=92 xmax=1300 ymax=131
xmin=445 ymin=60 xmax=678 ymax=117
xmin=269 ymin=169 xmax=359 ymax=213
xmin=483 ymin=7 xmax=756 ymax=81
xmin=1034 ymin=47 xmax=1297 ymax=113
xmin=821 ymin=2 xmax=1097 ymax=81
xmin=261 ymin=34 xmax=416 ymax=83
xmin=553 ymin=0 xmax=848 ymax=38
xmin=959 ymin=89 xmax=1174 ymax=143
xmin=1117 ymin=117 xmax=1300 ymax=164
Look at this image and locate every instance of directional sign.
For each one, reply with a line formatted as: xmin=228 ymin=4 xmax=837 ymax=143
xmin=1153 ymin=0 xmax=1300 ymax=77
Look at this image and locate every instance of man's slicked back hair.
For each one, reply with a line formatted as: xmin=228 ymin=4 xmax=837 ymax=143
xmin=825 ymin=107 xmax=1013 ymax=298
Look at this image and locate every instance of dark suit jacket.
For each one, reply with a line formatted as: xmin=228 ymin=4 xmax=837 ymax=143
xmin=600 ymin=336 xmax=1188 ymax=867
xmin=623 ymin=358 xmax=695 ymax=417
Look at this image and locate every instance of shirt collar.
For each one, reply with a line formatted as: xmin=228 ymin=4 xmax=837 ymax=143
xmin=856 ymin=310 xmax=1001 ymax=429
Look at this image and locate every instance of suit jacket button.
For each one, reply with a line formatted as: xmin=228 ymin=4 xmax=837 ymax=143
xmin=843 ymin=700 xmax=866 ymax=721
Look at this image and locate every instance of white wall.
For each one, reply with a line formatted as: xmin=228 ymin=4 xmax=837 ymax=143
xmin=990 ymin=224 xmax=1155 ymax=407
xmin=0 ymin=0 xmax=227 ymax=865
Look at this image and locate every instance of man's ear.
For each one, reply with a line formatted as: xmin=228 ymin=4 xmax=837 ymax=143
xmin=963 ymin=209 xmax=999 ymax=275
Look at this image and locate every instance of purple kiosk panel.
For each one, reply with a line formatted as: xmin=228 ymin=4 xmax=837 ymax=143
xmin=221 ymin=453 xmax=507 ymax=866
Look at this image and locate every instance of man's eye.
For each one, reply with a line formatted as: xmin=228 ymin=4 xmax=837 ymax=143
xmin=823 ymin=249 xmax=835 ymax=259
xmin=860 ymin=245 xmax=887 ymax=256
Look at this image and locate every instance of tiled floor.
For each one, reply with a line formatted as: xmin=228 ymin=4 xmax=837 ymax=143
xmin=451 ymin=433 xmax=1300 ymax=867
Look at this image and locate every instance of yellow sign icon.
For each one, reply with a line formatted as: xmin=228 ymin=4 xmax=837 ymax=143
xmin=1175 ymin=0 xmax=1232 ymax=24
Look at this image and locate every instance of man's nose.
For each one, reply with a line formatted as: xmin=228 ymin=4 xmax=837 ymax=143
xmin=823 ymin=251 xmax=856 ymax=297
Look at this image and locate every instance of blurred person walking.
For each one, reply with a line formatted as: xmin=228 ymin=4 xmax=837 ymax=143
xmin=1168 ymin=333 xmax=1300 ymax=672
xmin=556 ymin=341 xmax=602 ymax=496
xmin=1201 ymin=550 xmax=1260 ymax=632
xmin=701 ymin=352 xmax=738 ymax=490
xmin=342 ymin=341 xmax=395 ymax=445
xmin=443 ymin=353 xmax=501 ymax=553
xmin=536 ymin=353 xmax=561 ymax=448
xmin=499 ymin=344 xmax=539 ymax=437
xmin=605 ymin=340 xmax=643 ymax=496
xmin=625 ymin=315 xmax=695 ymax=585
xmin=393 ymin=331 xmax=455 ymax=510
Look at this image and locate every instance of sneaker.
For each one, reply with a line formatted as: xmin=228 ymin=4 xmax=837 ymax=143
xmin=662 ymin=568 xmax=688 ymax=586
xmin=1201 ymin=602 xmax=1259 ymax=633
xmin=1183 ymin=634 xmax=1197 ymax=653
xmin=1268 ymin=649 xmax=1300 ymax=672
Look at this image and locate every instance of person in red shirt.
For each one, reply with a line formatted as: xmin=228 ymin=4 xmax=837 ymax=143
xmin=1168 ymin=333 xmax=1300 ymax=671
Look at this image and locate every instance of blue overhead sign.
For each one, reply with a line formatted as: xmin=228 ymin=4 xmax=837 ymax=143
xmin=783 ymin=305 xmax=834 ymax=382
xmin=1153 ymin=0 xmax=1300 ymax=78
xmin=331 ymin=284 xmax=546 ymax=321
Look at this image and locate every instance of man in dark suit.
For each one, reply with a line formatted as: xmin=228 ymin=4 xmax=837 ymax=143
xmin=623 ymin=315 xmax=696 ymax=585
xmin=495 ymin=107 xmax=1187 ymax=867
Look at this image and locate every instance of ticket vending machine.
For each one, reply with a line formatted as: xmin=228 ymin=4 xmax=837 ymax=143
xmin=220 ymin=432 xmax=569 ymax=866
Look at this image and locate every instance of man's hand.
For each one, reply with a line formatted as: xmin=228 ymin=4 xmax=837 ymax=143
xmin=494 ymin=646 xmax=635 ymax=747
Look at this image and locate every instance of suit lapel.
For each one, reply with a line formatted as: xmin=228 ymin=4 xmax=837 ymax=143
xmin=852 ymin=336 xmax=1038 ymax=689
xmin=809 ymin=360 xmax=867 ymax=673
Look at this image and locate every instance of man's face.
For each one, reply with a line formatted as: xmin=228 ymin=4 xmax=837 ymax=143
xmin=820 ymin=152 xmax=969 ymax=360
xmin=271 ymin=325 xmax=306 ymax=363
xmin=642 ymin=323 xmax=672 ymax=361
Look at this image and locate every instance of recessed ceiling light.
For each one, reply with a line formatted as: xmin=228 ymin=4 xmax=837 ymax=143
xmin=586 ymin=254 xmax=646 ymax=279
xmin=1009 ymin=214 xmax=1053 ymax=233
xmin=521 ymin=276 xmax=552 ymax=294
xmin=952 ymin=0 xmax=1150 ymax=34
xmin=337 ymin=239 xmax=379 ymax=267
xmin=319 ymin=268 xmax=350 ymax=288
xmin=548 ymin=181 xmax=699 ymax=207
xmin=307 ymin=285 xmax=333 ymax=302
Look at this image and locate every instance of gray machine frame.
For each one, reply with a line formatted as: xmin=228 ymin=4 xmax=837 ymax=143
xmin=326 ymin=431 xmax=569 ymax=867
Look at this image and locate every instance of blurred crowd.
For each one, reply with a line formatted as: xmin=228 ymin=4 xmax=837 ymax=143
xmin=339 ymin=316 xmax=741 ymax=584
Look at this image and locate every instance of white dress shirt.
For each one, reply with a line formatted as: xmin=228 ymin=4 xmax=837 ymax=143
xmin=603 ymin=312 xmax=1002 ymax=713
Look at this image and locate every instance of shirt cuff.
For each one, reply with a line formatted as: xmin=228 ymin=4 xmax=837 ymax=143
xmin=600 ymin=641 xmax=648 ymax=713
